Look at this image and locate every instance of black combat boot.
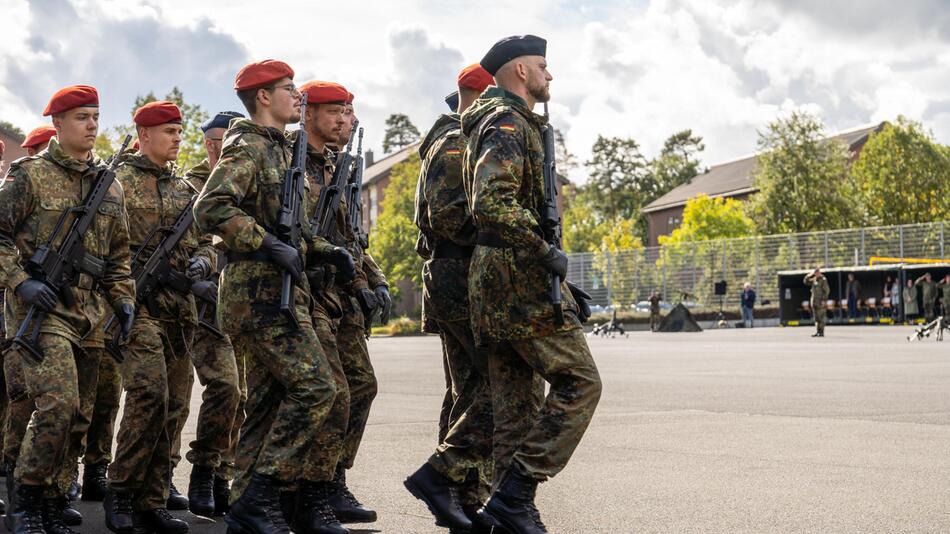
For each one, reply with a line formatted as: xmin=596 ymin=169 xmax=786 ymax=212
xmin=225 ymin=472 xmax=290 ymax=534
xmin=327 ymin=467 xmax=376 ymax=523
xmin=279 ymin=490 xmax=296 ymax=525
xmin=166 ymin=469 xmax=188 ymax=511
xmin=0 ymin=495 xmax=5 ymax=516
xmin=133 ymin=508 xmax=189 ymax=533
xmin=11 ymin=483 xmax=46 ymax=534
xmin=5 ymin=462 xmax=18 ymax=531
xmin=187 ymin=465 xmax=215 ymax=517
xmin=404 ymin=463 xmax=471 ymax=531
xmin=81 ymin=462 xmax=109 ymax=501
xmin=292 ymin=480 xmax=348 ymax=534
xmin=477 ymin=470 xmax=548 ymax=534
xmin=103 ymin=489 xmax=135 ymax=534
xmin=463 ymin=503 xmax=494 ymax=534
xmin=66 ymin=466 xmax=81 ymax=502
xmin=42 ymin=496 xmax=78 ymax=534
xmin=60 ymin=500 xmax=82 ymax=526
xmin=212 ymin=476 xmax=230 ymax=516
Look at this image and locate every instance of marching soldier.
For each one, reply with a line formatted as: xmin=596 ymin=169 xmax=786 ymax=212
xmin=804 ymin=268 xmax=830 ymax=337
xmin=194 ymin=60 xmax=354 ymax=534
xmin=405 ymin=64 xmax=495 ymax=532
xmin=461 ymin=35 xmax=602 ymax=534
xmin=0 ymin=85 xmax=136 ymax=533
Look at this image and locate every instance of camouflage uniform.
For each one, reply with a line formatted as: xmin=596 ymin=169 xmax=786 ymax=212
xmin=82 ymin=350 xmax=121 ymax=467
xmin=461 ymin=87 xmax=602 ymax=486
xmin=414 ymin=112 xmax=493 ymax=504
xmin=915 ymin=277 xmax=938 ymax=322
xmin=649 ymin=294 xmax=661 ymax=331
xmin=193 ymin=118 xmax=337 ymax=498
xmin=0 ymin=138 xmax=135 ymax=497
xmin=804 ymin=272 xmax=830 ymax=335
xmin=939 ymin=279 xmax=950 ymax=317
xmin=108 ymin=152 xmax=215 ymax=511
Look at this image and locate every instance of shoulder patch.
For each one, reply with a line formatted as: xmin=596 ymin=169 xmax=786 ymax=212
xmin=498 ymin=124 xmax=516 ymax=132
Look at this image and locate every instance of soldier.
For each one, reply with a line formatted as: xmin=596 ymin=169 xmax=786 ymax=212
xmin=405 ymin=64 xmax=495 ymax=532
xmin=329 ymin=89 xmax=390 ymax=522
xmin=21 ymin=126 xmax=57 ymax=157
xmin=914 ymin=272 xmax=938 ymax=322
xmin=939 ymin=274 xmax=950 ymax=317
xmin=173 ymin=111 xmax=247 ymax=518
xmin=461 ymin=35 xmax=602 ymax=534
xmin=194 ymin=60 xmax=355 ymax=534
xmin=0 ymin=85 xmax=136 ymax=533
xmin=103 ymin=100 xmax=215 ymax=534
xmin=804 ymin=268 xmax=830 ymax=337
xmin=649 ymin=290 xmax=661 ymax=331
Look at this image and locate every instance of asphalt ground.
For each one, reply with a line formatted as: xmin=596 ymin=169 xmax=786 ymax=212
xmin=5 ymin=324 xmax=948 ymax=533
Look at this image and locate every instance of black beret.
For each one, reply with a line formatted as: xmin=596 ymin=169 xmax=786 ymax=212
xmin=444 ymin=91 xmax=459 ymax=112
xmin=480 ymin=34 xmax=547 ymax=76
xmin=201 ymin=111 xmax=245 ymax=133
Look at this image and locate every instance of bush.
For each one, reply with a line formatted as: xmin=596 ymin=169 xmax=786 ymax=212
xmin=370 ymin=316 xmax=422 ymax=337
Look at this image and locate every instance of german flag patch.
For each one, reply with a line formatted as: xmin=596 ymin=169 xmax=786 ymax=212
xmin=445 ymin=149 xmax=461 ymax=155
xmin=498 ymin=123 xmax=516 ymax=132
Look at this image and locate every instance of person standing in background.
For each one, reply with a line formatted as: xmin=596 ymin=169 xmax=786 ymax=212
xmin=740 ymin=282 xmax=756 ymax=328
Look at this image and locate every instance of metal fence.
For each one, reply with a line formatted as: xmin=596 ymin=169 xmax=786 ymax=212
xmin=567 ymin=220 xmax=949 ymax=310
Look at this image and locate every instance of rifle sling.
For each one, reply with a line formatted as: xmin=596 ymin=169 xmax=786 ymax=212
xmin=432 ymin=241 xmax=474 ymax=259
xmin=476 ymin=232 xmax=513 ymax=248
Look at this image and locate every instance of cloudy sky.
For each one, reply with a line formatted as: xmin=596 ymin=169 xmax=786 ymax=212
xmin=3 ymin=0 xmax=950 ymax=181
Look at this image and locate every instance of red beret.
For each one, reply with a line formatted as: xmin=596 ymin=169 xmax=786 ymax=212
xmin=21 ymin=125 xmax=57 ymax=149
xmin=300 ymin=81 xmax=349 ymax=105
xmin=43 ymin=85 xmax=99 ymax=116
xmin=234 ymin=60 xmax=294 ymax=91
xmin=133 ymin=101 xmax=182 ymax=127
xmin=346 ymin=91 xmax=355 ymax=105
xmin=458 ymin=64 xmax=493 ymax=92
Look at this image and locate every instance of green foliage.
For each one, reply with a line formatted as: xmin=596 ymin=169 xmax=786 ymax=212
xmin=584 ymin=135 xmax=649 ymax=221
xmin=748 ymin=111 xmax=861 ymax=234
xmin=592 ymin=218 xmax=644 ymax=307
xmin=650 ymin=129 xmax=705 ymax=198
xmin=382 ymin=113 xmax=420 ymax=153
xmin=554 ymin=128 xmax=579 ymax=173
xmin=851 ymin=117 xmax=950 ymax=225
xmin=561 ymin=188 xmax=610 ymax=253
xmin=368 ymin=152 xmax=423 ymax=301
xmin=0 ymin=121 xmax=24 ymax=138
xmin=659 ymin=194 xmax=755 ymax=245
xmin=600 ymin=218 xmax=643 ymax=252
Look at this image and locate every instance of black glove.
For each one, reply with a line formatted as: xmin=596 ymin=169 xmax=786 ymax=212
xmin=306 ymin=266 xmax=331 ymax=293
xmin=15 ymin=279 xmax=58 ymax=312
xmin=190 ymin=280 xmax=218 ymax=305
xmin=327 ymin=246 xmax=356 ymax=282
xmin=261 ymin=234 xmax=302 ymax=282
xmin=374 ymin=285 xmax=392 ymax=325
xmin=356 ymin=288 xmax=379 ymax=317
xmin=538 ymin=246 xmax=568 ymax=279
xmin=567 ymin=282 xmax=592 ymax=323
xmin=186 ymin=257 xmax=212 ymax=281
xmin=116 ymin=303 xmax=135 ymax=340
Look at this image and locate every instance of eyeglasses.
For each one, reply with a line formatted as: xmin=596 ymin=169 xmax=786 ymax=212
xmin=270 ymin=83 xmax=299 ymax=95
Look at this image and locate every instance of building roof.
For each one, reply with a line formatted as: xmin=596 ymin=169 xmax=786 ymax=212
xmin=364 ymin=144 xmax=418 ymax=187
xmin=642 ymin=122 xmax=884 ymax=214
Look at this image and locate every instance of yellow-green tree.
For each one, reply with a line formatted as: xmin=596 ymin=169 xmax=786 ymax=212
xmin=660 ymin=194 xmax=755 ymax=245
xmin=368 ymin=152 xmax=423 ymax=301
xmin=594 ymin=218 xmax=644 ymax=308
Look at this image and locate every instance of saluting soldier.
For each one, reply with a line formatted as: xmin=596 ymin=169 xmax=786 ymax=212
xmin=405 ymin=63 xmax=495 ymax=533
xmin=194 ymin=60 xmax=354 ymax=534
xmin=915 ymin=272 xmax=938 ymax=322
xmin=0 ymin=85 xmax=136 ymax=533
xmin=804 ymin=267 xmax=830 ymax=337
xmin=461 ymin=35 xmax=602 ymax=534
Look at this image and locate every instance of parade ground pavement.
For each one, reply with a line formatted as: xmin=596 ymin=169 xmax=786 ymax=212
xmin=11 ymin=325 xmax=949 ymax=533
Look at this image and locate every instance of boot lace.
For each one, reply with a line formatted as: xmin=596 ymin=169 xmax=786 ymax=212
xmin=315 ymin=485 xmax=343 ymax=524
xmin=111 ymin=493 xmax=133 ymax=516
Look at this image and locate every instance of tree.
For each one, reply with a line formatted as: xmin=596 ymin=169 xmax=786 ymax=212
xmin=554 ymin=128 xmax=579 ymax=173
xmin=851 ymin=117 xmax=950 ymax=225
xmin=382 ymin=113 xmax=420 ymax=153
xmin=368 ymin=152 xmax=423 ymax=301
xmin=585 ymin=135 xmax=651 ymax=221
xmin=561 ymin=188 xmax=610 ymax=253
xmin=659 ymin=194 xmax=755 ymax=245
xmin=593 ymin=218 xmax=643 ymax=308
xmin=650 ymin=129 xmax=705 ymax=202
xmin=0 ymin=121 xmax=24 ymax=138
xmin=747 ymin=111 xmax=861 ymax=234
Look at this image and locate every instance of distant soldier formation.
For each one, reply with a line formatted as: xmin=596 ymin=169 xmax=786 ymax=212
xmin=0 ymin=33 xmax=599 ymax=534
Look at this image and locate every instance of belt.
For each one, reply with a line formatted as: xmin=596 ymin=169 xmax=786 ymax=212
xmin=476 ymin=232 xmax=511 ymax=248
xmin=226 ymin=250 xmax=272 ymax=263
xmin=432 ymin=242 xmax=474 ymax=259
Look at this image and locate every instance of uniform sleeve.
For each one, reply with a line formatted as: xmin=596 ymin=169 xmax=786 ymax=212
xmin=362 ymin=252 xmax=387 ymax=288
xmin=470 ymin=116 xmax=549 ymax=257
xmin=426 ymin=139 xmax=476 ymax=246
xmin=0 ymin=166 xmax=36 ymax=291
xmin=102 ymin=185 xmax=136 ymax=308
xmin=194 ymin=143 xmax=267 ymax=253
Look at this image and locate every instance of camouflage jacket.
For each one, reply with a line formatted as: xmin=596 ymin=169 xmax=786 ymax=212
xmin=415 ymin=112 xmax=474 ymax=331
xmin=461 ymin=87 xmax=579 ymax=344
xmin=804 ymin=273 xmax=830 ymax=308
xmin=915 ymin=278 xmax=937 ymax=303
xmin=184 ymin=158 xmax=212 ymax=189
xmin=303 ymin=142 xmax=349 ymax=320
xmin=119 ymin=153 xmax=215 ymax=325
xmin=939 ymin=280 xmax=950 ymax=304
xmin=0 ymin=138 xmax=135 ymax=346
xmin=194 ymin=118 xmax=334 ymax=335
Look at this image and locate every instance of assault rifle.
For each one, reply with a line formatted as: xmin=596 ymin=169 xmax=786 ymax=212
xmin=311 ymin=119 xmax=357 ymax=241
xmin=275 ymin=94 xmax=309 ymax=330
xmin=540 ymin=103 xmax=564 ymax=325
xmin=13 ymin=135 xmax=132 ymax=362
xmin=104 ymin=193 xmax=222 ymax=362
xmin=344 ymin=127 xmax=368 ymax=249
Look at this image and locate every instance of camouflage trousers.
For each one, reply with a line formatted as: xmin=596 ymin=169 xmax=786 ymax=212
xmin=427 ymin=319 xmax=493 ymax=505
xmin=230 ymin=324 xmax=336 ymax=499
xmin=814 ymin=307 xmax=827 ymax=334
xmin=83 ymin=354 xmax=121 ymax=466
xmin=108 ymin=316 xmax=194 ymax=511
xmin=336 ymin=321 xmax=377 ymax=470
xmin=13 ymin=335 xmax=101 ymax=497
xmin=923 ymin=302 xmax=935 ymax=323
xmin=650 ymin=311 xmax=661 ymax=332
xmin=3 ymin=349 xmax=30 ymax=467
xmin=488 ymin=327 xmax=601 ymax=486
xmin=302 ymin=312 xmax=349 ymax=482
